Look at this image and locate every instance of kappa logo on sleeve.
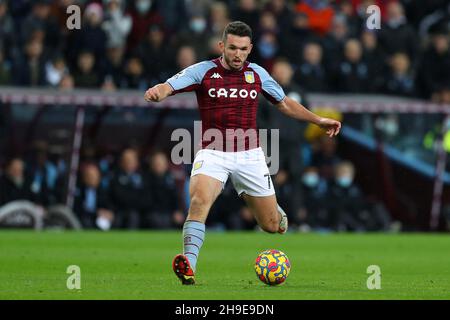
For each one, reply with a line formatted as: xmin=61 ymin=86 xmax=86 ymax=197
xmin=172 ymin=69 xmax=187 ymax=79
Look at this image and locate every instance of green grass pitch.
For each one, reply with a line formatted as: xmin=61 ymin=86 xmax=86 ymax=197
xmin=0 ymin=230 xmax=449 ymax=300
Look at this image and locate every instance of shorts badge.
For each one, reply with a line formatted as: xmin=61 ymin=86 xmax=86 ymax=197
xmin=193 ymin=161 xmax=203 ymax=171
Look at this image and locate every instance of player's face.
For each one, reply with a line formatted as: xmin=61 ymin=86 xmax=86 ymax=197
xmin=219 ymin=34 xmax=252 ymax=70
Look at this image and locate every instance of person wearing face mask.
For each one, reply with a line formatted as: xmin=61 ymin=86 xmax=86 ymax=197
xmin=102 ymin=0 xmax=132 ymax=50
xmin=328 ymin=161 xmax=366 ymax=231
xmin=297 ymin=166 xmax=330 ymax=231
xmin=173 ymin=14 xmax=210 ymax=61
xmin=254 ymin=32 xmax=278 ymax=70
xmin=127 ymin=0 xmax=163 ymax=52
xmin=252 ymin=11 xmax=279 ymax=69
xmin=329 ymin=161 xmax=392 ymax=232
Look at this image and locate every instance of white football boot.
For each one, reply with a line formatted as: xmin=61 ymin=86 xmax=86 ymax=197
xmin=277 ymin=204 xmax=288 ymax=234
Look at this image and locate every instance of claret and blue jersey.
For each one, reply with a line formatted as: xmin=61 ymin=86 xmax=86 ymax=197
xmin=166 ymin=58 xmax=286 ymax=151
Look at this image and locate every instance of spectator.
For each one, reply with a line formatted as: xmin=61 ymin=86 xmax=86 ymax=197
xmin=73 ymin=50 xmax=99 ymax=88
xmin=294 ymin=42 xmax=329 ymax=92
xmin=328 ymin=161 xmax=366 ymax=231
xmin=334 ymin=38 xmax=371 ymax=93
xmin=297 ymin=166 xmax=330 ymax=231
xmin=231 ymin=0 xmax=260 ymax=32
xmin=328 ymin=161 xmax=392 ymax=231
xmin=154 ymin=0 xmax=189 ymax=33
xmin=175 ymin=45 xmax=197 ymax=71
xmin=253 ymin=11 xmax=279 ymax=70
xmin=263 ymin=0 xmax=293 ymax=34
xmin=295 ymin=0 xmax=335 ymax=36
xmin=102 ymin=45 xmax=125 ymax=87
xmin=13 ymin=38 xmax=47 ymax=87
xmin=280 ymin=12 xmax=318 ymax=65
xmin=45 ymin=54 xmax=68 ymax=87
xmin=127 ymin=0 xmax=163 ymax=52
xmin=68 ymin=2 xmax=107 ymax=65
xmin=49 ymin=0 xmax=79 ymax=35
xmin=21 ymin=0 xmax=61 ymax=51
xmin=58 ymin=73 xmax=74 ymax=90
xmin=0 ymin=46 xmax=11 ymax=85
xmin=0 ymin=157 xmax=45 ymax=206
xmin=26 ymin=141 xmax=58 ymax=205
xmin=384 ymin=52 xmax=416 ymax=97
xmin=102 ymin=0 xmax=132 ymax=49
xmin=209 ymin=1 xmax=230 ymax=37
xmin=109 ymin=148 xmax=146 ymax=229
xmin=74 ymin=163 xmax=114 ymax=230
xmin=270 ymin=58 xmax=309 ymax=107
xmin=337 ymin=0 xmax=360 ymax=37
xmin=354 ymin=0 xmax=388 ymax=22
xmin=360 ymin=29 xmax=386 ymax=91
xmin=205 ymin=35 xmax=223 ymax=60
xmin=418 ymin=27 xmax=450 ymax=99
xmin=311 ymin=136 xmax=341 ymax=181
xmin=135 ymin=24 xmax=174 ymax=86
xmin=144 ymin=152 xmax=184 ymax=229
xmin=322 ymin=14 xmax=350 ymax=68
xmin=432 ymin=83 xmax=450 ymax=104
xmin=378 ymin=1 xmax=418 ymax=64
xmin=174 ymin=13 xmax=210 ymax=61
xmin=101 ymin=74 xmax=117 ymax=92
xmin=120 ymin=56 xmax=147 ymax=90
xmin=0 ymin=0 xmax=15 ymax=61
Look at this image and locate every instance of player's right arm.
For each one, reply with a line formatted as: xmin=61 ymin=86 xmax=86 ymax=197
xmin=144 ymin=61 xmax=216 ymax=103
xmin=144 ymin=83 xmax=173 ymax=102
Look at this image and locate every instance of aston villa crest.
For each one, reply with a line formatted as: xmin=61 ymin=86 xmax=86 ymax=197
xmin=244 ymin=71 xmax=255 ymax=83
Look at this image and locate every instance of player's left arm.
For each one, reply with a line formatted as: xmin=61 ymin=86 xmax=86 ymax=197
xmin=275 ymin=96 xmax=341 ymax=137
xmin=252 ymin=62 xmax=341 ymax=137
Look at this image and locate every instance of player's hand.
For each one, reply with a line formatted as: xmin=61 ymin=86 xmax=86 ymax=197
xmin=144 ymin=85 xmax=162 ymax=102
xmin=318 ymin=117 xmax=341 ymax=137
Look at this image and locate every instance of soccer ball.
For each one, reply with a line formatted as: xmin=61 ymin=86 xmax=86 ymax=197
xmin=254 ymin=249 xmax=291 ymax=285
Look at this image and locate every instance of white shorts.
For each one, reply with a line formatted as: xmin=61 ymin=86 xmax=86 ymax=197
xmin=191 ymin=147 xmax=275 ymax=197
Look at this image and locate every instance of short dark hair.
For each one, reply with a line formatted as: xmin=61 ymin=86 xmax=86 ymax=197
xmin=222 ymin=21 xmax=252 ymax=42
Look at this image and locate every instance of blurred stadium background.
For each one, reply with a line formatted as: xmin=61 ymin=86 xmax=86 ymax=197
xmin=1 ymin=0 xmax=450 ymax=233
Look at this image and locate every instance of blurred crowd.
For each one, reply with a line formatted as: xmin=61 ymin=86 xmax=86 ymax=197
xmin=0 ymin=0 xmax=449 ymax=103
xmin=0 ymin=146 xmax=185 ymax=230
xmin=0 ymin=132 xmax=397 ymax=232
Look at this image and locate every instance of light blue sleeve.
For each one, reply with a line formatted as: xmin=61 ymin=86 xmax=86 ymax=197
xmin=166 ymin=61 xmax=216 ymax=91
xmin=249 ymin=63 xmax=286 ymax=103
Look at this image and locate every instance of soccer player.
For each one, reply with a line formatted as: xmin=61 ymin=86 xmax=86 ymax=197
xmin=144 ymin=21 xmax=341 ymax=285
